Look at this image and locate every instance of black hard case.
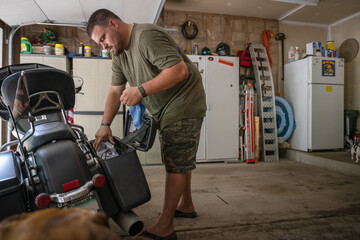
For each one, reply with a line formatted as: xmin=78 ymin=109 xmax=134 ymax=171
xmin=0 ymin=151 xmax=26 ymax=220
xmin=99 ymin=144 xmax=151 ymax=212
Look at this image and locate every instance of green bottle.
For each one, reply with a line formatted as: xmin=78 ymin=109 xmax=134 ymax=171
xmin=21 ymin=37 xmax=32 ymax=54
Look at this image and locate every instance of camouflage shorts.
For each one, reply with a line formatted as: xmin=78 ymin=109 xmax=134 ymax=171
xmin=159 ymin=118 xmax=203 ymax=173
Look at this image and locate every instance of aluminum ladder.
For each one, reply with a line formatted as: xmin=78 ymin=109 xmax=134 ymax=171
xmin=249 ymin=43 xmax=279 ymax=162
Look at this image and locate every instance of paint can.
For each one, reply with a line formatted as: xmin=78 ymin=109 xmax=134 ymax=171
xmin=84 ymin=46 xmax=92 ymax=57
xmin=326 ymin=41 xmax=334 ymax=50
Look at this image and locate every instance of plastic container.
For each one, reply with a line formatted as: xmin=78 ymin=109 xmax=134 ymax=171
xmin=20 ymin=37 xmax=32 ymax=54
xmin=84 ymin=46 xmax=91 ymax=57
xmin=55 ymin=44 xmax=64 ymax=56
xmin=102 ymin=49 xmax=109 ymax=58
xmin=43 ymin=45 xmax=52 ymax=55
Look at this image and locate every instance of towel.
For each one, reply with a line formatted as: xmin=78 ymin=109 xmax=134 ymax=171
xmin=129 ymin=102 xmax=146 ymax=129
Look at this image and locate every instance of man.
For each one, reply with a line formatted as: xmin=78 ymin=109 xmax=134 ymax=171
xmin=87 ymin=9 xmax=206 ymax=240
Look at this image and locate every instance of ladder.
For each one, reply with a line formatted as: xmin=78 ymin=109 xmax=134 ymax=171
xmin=249 ymin=43 xmax=279 ymax=162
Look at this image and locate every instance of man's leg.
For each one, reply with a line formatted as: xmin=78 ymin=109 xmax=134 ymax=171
xmin=177 ymin=171 xmax=195 ymax=213
xmin=141 ymin=172 xmax=186 ymax=238
xmin=134 ymin=119 xmax=202 ymax=240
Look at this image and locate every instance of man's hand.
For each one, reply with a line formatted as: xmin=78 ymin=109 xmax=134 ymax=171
xmin=93 ymin=126 xmax=115 ymax=150
xmin=120 ymin=86 xmax=143 ymax=106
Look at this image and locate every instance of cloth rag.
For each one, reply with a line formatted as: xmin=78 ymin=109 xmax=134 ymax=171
xmin=129 ymin=102 xmax=146 ymax=129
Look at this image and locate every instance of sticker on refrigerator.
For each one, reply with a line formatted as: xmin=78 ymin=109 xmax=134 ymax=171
xmin=326 ymin=86 xmax=333 ymax=92
xmin=218 ymin=58 xmax=234 ymax=67
xmin=322 ymin=60 xmax=335 ymax=77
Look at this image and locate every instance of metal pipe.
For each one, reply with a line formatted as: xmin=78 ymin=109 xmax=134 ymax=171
xmin=5 ymin=26 xmax=21 ymax=148
xmin=153 ymin=0 xmax=166 ymax=24
xmin=112 ymin=210 xmax=144 ymax=236
xmin=7 ymin=26 xmax=21 ymax=66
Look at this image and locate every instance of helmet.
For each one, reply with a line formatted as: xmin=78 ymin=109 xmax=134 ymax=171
xmin=216 ymin=42 xmax=230 ymax=56
xmin=201 ymin=47 xmax=211 ymax=55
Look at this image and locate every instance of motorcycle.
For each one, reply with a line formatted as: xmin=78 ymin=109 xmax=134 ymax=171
xmin=0 ymin=63 xmax=156 ymax=235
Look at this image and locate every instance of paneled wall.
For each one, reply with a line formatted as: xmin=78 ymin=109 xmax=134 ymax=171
xmin=331 ymin=15 xmax=360 ymax=128
xmin=158 ymin=9 xmax=280 ymax=94
xmin=19 ymin=25 xmax=100 ymax=56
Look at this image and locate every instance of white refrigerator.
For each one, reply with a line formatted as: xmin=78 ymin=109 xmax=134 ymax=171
xmin=284 ymin=56 xmax=344 ymax=151
xmin=187 ymin=55 xmax=239 ymax=161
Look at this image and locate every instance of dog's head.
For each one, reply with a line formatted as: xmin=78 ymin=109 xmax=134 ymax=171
xmin=0 ymin=208 xmax=122 ymax=240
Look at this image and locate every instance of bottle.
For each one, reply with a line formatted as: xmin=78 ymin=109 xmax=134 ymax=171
xmin=294 ymin=46 xmax=299 ymax=61
xmin=79 ymin=42 xmax=84 ymax=56
xmin=84 ymin=46 xmax=91 ymax=57
xmin=20 ymin=37 xmax=32 ymax=54
xmin=288 ymin=46 xmax=295 ymax=63
xmin=193 ymin=44 xmax=198 ymax=55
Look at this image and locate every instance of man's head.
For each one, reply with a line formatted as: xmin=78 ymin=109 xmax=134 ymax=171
xmin=87 ymin=9 xmax=126 ymax=56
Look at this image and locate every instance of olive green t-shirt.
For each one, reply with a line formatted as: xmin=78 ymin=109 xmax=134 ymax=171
xmin=112 ymin=24 xmax=206 ymax=130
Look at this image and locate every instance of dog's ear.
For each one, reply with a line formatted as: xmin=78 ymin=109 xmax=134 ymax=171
xmin=0 ymin=212 xmax=30 ymax=239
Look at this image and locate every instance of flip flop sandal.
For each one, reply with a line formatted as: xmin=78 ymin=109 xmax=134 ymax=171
xmin=174 ymin=210 xmax=197 ymax=218
xmin=139 ymin=230 xmax=177 ymax=240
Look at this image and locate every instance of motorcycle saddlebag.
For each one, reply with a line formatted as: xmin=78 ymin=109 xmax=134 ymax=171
xmin=0 ymin=151 xmax=25 ymax=220
xmin=99 ymin=144 xmax=151 ymax=212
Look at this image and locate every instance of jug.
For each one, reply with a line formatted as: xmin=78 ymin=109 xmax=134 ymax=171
xmin=21 ymin=37 xmax=32 ymax=54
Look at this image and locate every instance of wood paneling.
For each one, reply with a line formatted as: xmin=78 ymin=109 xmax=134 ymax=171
xmin=20 ymin=25 xmax=102 ymax=56
xmin=158 ymin=10 xmax=280 ymax=94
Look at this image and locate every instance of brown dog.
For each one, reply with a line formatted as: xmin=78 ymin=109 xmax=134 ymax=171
xmin=0 ymin=208 xmax=122 ymax=240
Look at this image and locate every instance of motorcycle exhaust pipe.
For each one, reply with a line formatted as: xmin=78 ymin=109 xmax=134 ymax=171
xmin=112 ymin=210 xmax=144 ymax=236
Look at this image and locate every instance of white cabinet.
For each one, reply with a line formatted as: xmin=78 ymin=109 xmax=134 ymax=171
xmin=187 ymin=55 xmax=239 ymax=162
xmin=20 ymin=54 xmax=70 ymax=73
xmin=72 ymin=57 xmax=162 ymax=165
xmin=72 ymin=58 xmax=124 ymax=140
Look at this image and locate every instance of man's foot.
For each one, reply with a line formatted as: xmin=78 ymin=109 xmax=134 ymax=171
xmin=133 ymin=230 xmax=177 ymax=240
xmin=174 ymin=209 xmax=197 ymax=218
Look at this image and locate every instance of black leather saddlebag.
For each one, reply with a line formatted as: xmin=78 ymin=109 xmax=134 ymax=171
xmin=0 ymin=151 xmax=25 ymax=220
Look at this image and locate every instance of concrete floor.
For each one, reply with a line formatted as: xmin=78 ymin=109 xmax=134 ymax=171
xmin=111 ymin=152 xmax=360 ymax=240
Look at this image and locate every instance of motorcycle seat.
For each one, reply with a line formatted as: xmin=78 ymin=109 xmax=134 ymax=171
xmin=23 ymin=121 xmax=77 ymax=151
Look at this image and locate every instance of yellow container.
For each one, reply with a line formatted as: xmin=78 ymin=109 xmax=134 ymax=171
xmin=326 ymin=41 xmax=334 ymax=50
xmin=84 ymin=46 xmax=91 ymax=57
xmin=55 ymin=44 xmax=64 ymax=55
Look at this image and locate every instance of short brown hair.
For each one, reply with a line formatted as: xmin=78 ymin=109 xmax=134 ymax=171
xmin=87 ymin=9 xmax=121 ymax=36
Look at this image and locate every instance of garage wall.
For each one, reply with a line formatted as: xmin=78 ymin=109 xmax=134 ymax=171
xmin=331 ymin=15 xmax=360 ymax=128
xmin=279 ymin=22 xmax=327 ymax=96
xmin=158 ymin=9 xmax=280 ymax=95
